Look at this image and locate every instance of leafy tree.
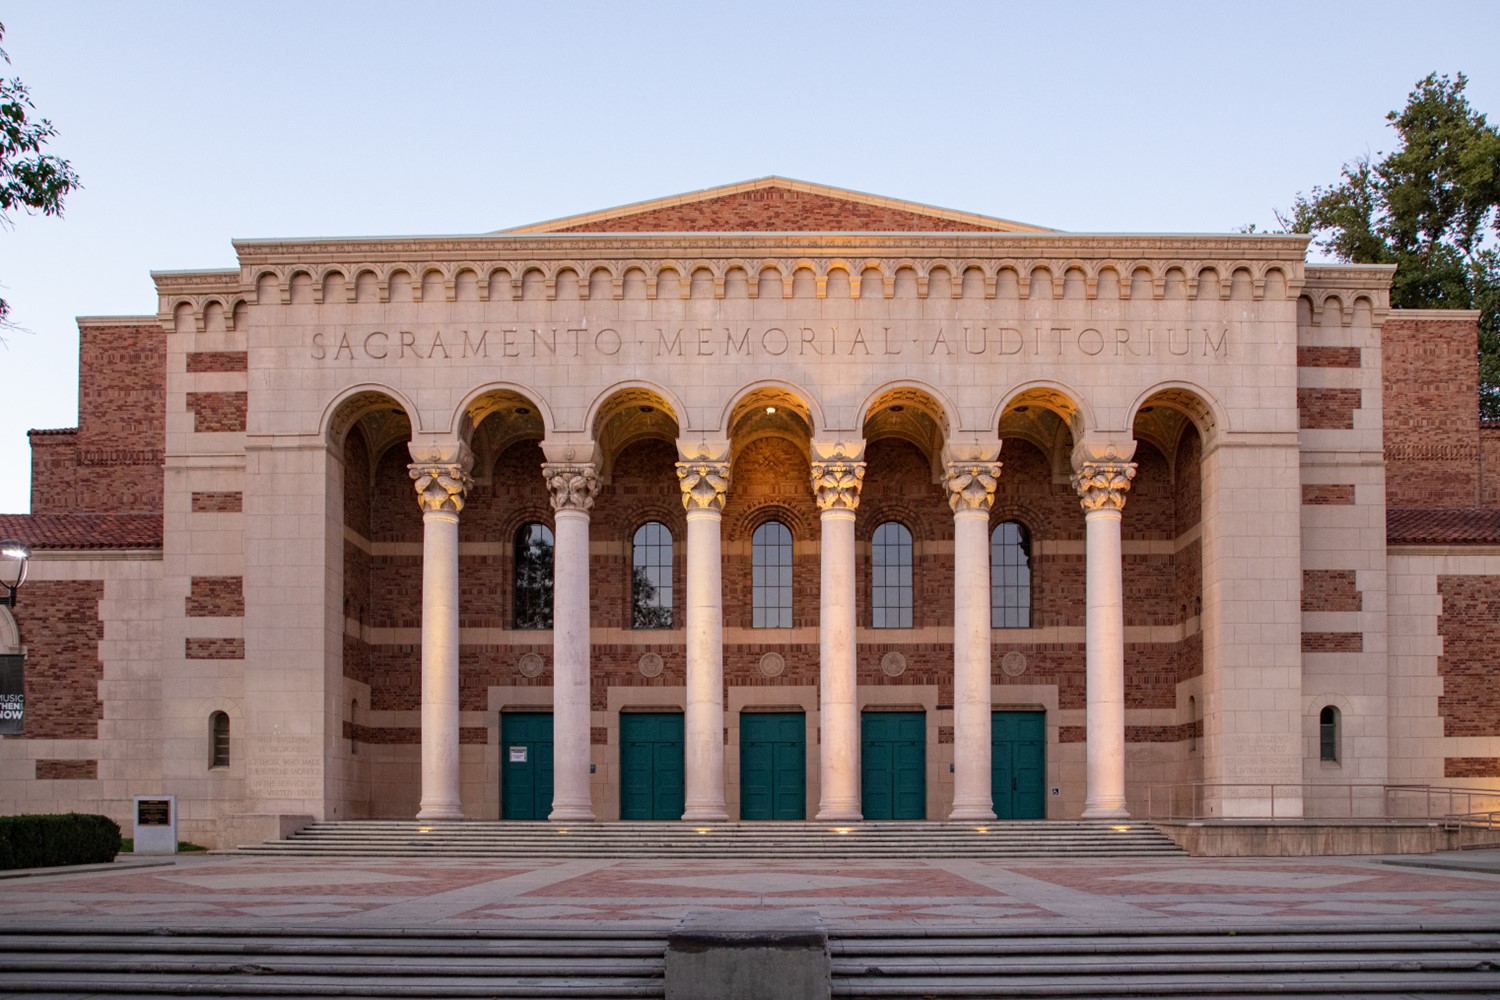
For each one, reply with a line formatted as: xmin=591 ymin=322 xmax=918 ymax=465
xmin=1284 ymin=73 xmax=1500 ymax=417
xmin=0 ymin=21 xmax=81 ymax=328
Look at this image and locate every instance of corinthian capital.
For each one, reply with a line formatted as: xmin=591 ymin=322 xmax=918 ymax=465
xmin=409 ymin=461 xmax=472 ymax=515
xmin=945 ymin=461 xmax=1002 ymax=513
xmin=1071 ymin=461 xmax=1136 ymax=512
xmin=810 ymin=456 xmax=865 ymax=511
xmin=676 ymin=460 xmax=731 ymax=511
xmin=543 ymin=463 xmax=602 ymax=513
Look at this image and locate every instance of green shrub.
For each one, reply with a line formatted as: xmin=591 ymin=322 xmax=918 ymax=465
xmin=0 ymin=813 xmax=121 ymax=870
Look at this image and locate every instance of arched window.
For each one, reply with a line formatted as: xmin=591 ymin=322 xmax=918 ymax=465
xmin=513 ymin=523 xmax=554 ymax=629
xmin=752 ymin=521 xmax=793 ymax=628
xmin=871 ymin=522 xmax=913 ymax=629
xmin=632 ymin=521 xmax=673 ymax=628
xmin=1187 ymin=695 xmax=1197 ymax=752
xmin=209 ymin=711 xmax=230 ymax=768
xmin=1319 ymin=706 xmax=1340 ymax=763
xmin=991 ymin=521 xmax=1032 ymax=628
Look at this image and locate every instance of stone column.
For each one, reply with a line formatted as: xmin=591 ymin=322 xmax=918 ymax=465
xmin=676 ymin=447 xmax=731 ymax=821
xmin=811 ymin=441 xmax=865 ymax=821
xmin=409 ymin=445 xmax=473 ymax=820
xmin=946 ymin=454 xmax=1002 ymax=821
xmin=1071 ymin=448 xmax=1137 ymax=819
xmin=544 ymin=462 xmax=602 ymax=822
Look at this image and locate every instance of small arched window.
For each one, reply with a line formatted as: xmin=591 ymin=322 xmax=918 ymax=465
xmin=632 ymin=521 xmax=674 ymax=628
xmin=1319 ymin=706 xmax=1340 ymax=763
xmin=209 ymin=711 xmax=230 ymax=768
xmin=1187 ymin=695 xmax=1197 ymax=752
xmin=752 ymin=521 xmax=793 ymax=628
xmin=513 ymin=523 xmax=554 ymax=629
xmin=872 ymin=522 xmax=913 ymax=629
xmin=991 ymin=521 xmax=1032 ymax=628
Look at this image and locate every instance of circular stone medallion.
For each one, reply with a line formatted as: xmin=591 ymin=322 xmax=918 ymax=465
xmin=757 ymin=652 xmax=785 ymax=678
xmin=1001 ymin=651 xmax=1028 ymax=677
xmin=517 ymin=652 xmax=545 ymax=678
xmin=638 ymin=652 xmax=664 ymax=678
xmin=880 ymin=652 xmax=907 ymax=677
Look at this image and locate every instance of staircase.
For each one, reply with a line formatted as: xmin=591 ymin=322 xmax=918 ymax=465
xmin=830 ymin=925 xmax=1500 ymax=997
xmin=225 ymin=819 xmax=1185 ymax=859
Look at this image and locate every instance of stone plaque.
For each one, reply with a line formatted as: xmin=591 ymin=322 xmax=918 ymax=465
xmin=517 ymin=652 xmax=544 ymax=678
xmin=132 ymin=794 xmax=177 ymax=855
xmin=757 ymin=652 xmax=785 ymax=678
xmin=247 ymin=734 xmax=320 ymax=800
xmin=638 ymin=652 xmax=664 ymax=678
xmin=880 ymin=652 xmax=907 ymax=677
xmin=1001 ymin=651 xmax=1028 ymax=677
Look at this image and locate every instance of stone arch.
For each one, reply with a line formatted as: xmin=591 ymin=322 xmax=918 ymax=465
xmin=457 ymin=385 xmax=551 ymax=476
xmin=726 ymin=500 xmax=812 ymax=543
xmin=321 ymin=270 xmax=348 ymax=304
xmin=720 ymin=380 xmax=823 ymax=441
xmin=996 ymin=381 xmax=1094 ymax=443
xmin=353 ymin=269 xmax=381 ymax=303
xmin=0 ymin=606 xmax=19 ymax=652
xmin=322 ymin=385 xmax=421 ymax=451
xmin=1262 ymin=265 xmax=1290 ymax=300
xmin=1127 ymin=382 xmax=1227 ymax=458
xmin=172 ymin=302 xmax=195 ymax=335
xmin=859 ymin=382 xmax=954 ymax=480
xmin=288 ymin=270 xmax=315 ymax=304
xmin=254 ymin=271 xmax=281 ymax=305
xmin=588 ymin=382 xmax=686 ymax=479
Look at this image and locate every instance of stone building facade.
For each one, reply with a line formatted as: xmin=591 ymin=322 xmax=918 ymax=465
xmin=1 ymin=178 xmax=1497 ymax=846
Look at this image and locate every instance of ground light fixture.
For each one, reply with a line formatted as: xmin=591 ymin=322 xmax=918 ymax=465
xmin=0 ymin=540 xmax=29 ymax=607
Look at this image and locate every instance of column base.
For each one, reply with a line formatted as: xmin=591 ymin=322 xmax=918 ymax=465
xmin=1082 ymin=803 xmax=1130 ymax=820
xmin=948 ymin=804 xmax=998 ymax=822
xmin=815 ymin=807 xmax=862 ymax=822
xmin=549 ymin=804 xmax=597 ymax=822
xmin=416 ymin=804 xmax=465 ymax=820
xmin=682 ymin=806 xmax=729 ymax=822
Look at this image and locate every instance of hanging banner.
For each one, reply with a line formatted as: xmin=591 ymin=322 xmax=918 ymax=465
xmin=0 ymin=654 xmax=22 ymax=735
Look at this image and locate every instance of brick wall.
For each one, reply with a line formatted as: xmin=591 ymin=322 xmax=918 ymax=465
xmin=1302 ymin=569 xmax=1362 ymax=613
xmin=185 ymin=351 xmax=248 ymax=373
xmin=1437 ymin=575 xmax=1500 ymax=736
xmin=191 ymin=491 xmax=243 ymax=513
xmin=185 ymin=638 xmax=245 ymax=660
xmin=185 ymin=576 xmax=244 ymax=617
xmin=9 ymin=580 xmax=103 ymax=738
xmin=1298 ymin=388 xmax=1361 ymax=430
xmin=1383 ymin=316 xmax=1482 ymax=507
xmin=26 ymin=430 xmax=78 ymax=514
xmin=35 ymin=759 xmax=96 ymax=780
xmin=1302 ymin=484 xmax=1355 ymax=506
xmin=1445 ymin=757 xmax=1500 ymax=778
xmin=554 ymin=188 xmax=1004 ymax=233
xmin=187 ymin=392 xmax=247 ymax=433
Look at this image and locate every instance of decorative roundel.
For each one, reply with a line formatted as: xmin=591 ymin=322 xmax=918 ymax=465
xmin=638 ymin=652 xmax=664 ymax=678
xmin=517 ymin=652 xmax=545 ymax=678
xmin=1001 ymin=651 xmax=1028 ymax=677
xmin=757 ymin=652 xmax=786 ymax=678
xmin=880 ymin=652 xmax=907 ymax=677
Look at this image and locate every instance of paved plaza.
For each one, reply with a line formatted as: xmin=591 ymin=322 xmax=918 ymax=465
xmin=2 ymin=849 xmax=1498 ymax=934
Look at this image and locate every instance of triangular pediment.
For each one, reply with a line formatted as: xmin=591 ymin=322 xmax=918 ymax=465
xmin=500 ymin=177 xmax=1053 ymax=234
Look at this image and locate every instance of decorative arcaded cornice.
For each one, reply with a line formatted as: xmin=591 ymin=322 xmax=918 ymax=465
xmin=945 ymin=461 xmax=1002 ymax=513
xmin=1071 ymin=462 xmax=1136 ymax=512
xmin=676 ymin=460 xmax=731 ymax=512
xmin=543 ymin=463 xmax=602 ymax=513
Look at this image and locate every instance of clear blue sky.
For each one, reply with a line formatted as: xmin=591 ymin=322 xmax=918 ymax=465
xmin=0 ymin=0 xmax=1495 ymax=514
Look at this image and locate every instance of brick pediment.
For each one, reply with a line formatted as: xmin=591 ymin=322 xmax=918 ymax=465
xmin=502 ymin=177 xmax=1052 ymax=234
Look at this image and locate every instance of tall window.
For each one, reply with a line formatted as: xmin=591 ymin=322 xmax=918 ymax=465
xmin=871 ymin=522 xmax=913 ymax=628
xmin=991 ymin=521 xmax=1033 ymax=628
xmin=752 ymin=521 xmax=793 ymax=628
xmin=209 ymin=711 xmax=230 ymax=768
xmin=1319 ymin=706 xmax=1340 ymax=763
xmin=513 ymin=523 xmax=554 ymax=629
xmin=632 ymin=521 xmax=674 ymax=628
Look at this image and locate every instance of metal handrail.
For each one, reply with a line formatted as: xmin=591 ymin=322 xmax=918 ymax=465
xmin=1141 ymin=782 xmax=1500 ymax=822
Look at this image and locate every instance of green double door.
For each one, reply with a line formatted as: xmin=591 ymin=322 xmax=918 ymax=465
xmin=861 ymin=711 xmax=926 ymax=820
xmin=620 ymin=712 xmax=685 ymax=820
xmin=992 ymin=710 xmax=1046 ymax=820
xmin=501 ymin=712 xmax=554 ymax=820
xmin=740 ymin=712 xmax=806 ymax=820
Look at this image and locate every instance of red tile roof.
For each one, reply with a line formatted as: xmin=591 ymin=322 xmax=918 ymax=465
xmin=0 ymin=513 xmax=163 ymax=550
xmin=1388 ymin=508 xmax=1500 ymax=545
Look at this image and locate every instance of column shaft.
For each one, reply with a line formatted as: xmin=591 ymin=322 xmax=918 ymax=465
xmin=817 ymin=507 xmax=861 ymax=820
xmin=1083 ymin=507 xmax=1128 ymax=818
xmin=549 ymin=507 xmax=594 ymax=821
xmin=682 ymin=507 xmax=727 ymax=820
xmin=950 ymin=506 xmax=996 ymax=820
xmin=417 ymin=509 xmax=462 ymax=819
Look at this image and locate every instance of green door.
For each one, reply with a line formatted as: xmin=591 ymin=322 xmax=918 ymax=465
xmin=740 ymin=712 xmax=806 ymax=820
xmin=620 ymin=713 xmax=685 ymax=820
xmin=861 ymin=711 xmax=926 ymax=820
xmin=992 ymin=711 xmax=1046 ymax=820
xmin=501 ymin=712 xmax=554 ymax=820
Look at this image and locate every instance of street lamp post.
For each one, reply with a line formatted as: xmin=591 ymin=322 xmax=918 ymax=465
xmin=0 ymin=541 xmax=30 ymax=608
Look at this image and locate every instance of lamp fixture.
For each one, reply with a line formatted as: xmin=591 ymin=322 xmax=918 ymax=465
xmin=0 ymin=541 xmax=29 ymax=608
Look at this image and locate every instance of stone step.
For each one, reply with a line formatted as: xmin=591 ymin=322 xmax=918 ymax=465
xmin=830 ymin=927 xmax=1500 ymax=998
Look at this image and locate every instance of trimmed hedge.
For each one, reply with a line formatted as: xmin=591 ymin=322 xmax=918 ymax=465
xmin=0 ymin=813 xmax=121 ymax=870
